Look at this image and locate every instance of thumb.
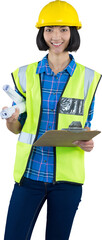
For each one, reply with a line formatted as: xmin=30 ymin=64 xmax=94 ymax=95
xmin=2 ymin=106 xmax=8 ymax=110
xmin=73 ymin=141 xmax=79 ymax=145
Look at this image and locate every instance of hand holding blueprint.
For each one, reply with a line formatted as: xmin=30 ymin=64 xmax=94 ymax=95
xmin=0 ymin=85 xmax=26 ymax=119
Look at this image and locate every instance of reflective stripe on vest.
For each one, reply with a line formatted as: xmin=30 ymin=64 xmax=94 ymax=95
xmin=84 ymin=67 xmax=94 ymax=101
xmin=18 ymin=132 xmax=36 ymax=145
xmin=18 ymin=65 xmax=28 ymax=93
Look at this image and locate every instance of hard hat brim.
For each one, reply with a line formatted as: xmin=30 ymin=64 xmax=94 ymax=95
xmin=35 ymin=22 xmax=82 ymax=30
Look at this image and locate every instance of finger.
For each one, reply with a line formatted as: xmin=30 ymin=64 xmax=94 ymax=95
xmin=6 ymin=108 xmax=19 ymax=122
xmin=2 ymin=106 xmax=8 ymax=110
xmin=15 ymin=107 xmax=19 ymax=113
xmin=11 ymin=114 xmax=18 ymax=121
xmin=72 ymin=141 xmax=79 ymax=145
xmin=13 ymin=108 xmax=20 ymax=119
xmin=80 ymin=141 xmax=94 ymax=148
xmin=83 ymin=147 xmax=94 ymax=152
xmin=77 ymin=140 xmax=94 ymax=145
xmin=80 ymin=144 xmax=94 ymax=150
xmin=73 ymin=140 xmax=91 ymax=145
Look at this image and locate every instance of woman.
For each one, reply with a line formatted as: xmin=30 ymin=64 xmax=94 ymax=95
xmin=4 ymin=1 xmax=101 ymax=239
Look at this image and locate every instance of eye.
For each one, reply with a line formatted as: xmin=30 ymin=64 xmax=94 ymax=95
xmin=61 ymin=28 xmax=68 ymax=32
xmin=45 ymin=28 xmax=52 ymax=32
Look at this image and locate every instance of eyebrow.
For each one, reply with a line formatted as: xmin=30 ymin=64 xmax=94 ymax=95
xmin=46 ymin=26 xmax=68 ymax=28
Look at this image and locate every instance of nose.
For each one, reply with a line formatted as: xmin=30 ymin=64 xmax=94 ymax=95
xmin=51 ymin=28 xmax=61 ymax=41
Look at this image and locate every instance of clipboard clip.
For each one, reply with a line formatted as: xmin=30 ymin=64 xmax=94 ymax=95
xmin=61 ymin=121 xmax=87 ymax=132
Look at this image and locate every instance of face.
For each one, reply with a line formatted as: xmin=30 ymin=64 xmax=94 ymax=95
xmin=43 ymin=26 xmax=71 ymax=55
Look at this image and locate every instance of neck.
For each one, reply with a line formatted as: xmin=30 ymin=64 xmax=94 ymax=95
xmin=48 ymin=52 xmax=71 ymax=74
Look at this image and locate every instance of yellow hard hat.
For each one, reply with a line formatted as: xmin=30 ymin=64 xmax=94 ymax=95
xmin=35 ymin=0 xmax=82 ymax=30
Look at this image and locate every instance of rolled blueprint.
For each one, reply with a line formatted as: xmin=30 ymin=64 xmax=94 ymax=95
xmin=0 ymin=85 xmax=26 ymax=119
xmin=0 ymin=102 xmax=26 ymax=119
xmin=3 ymin=85 xmax=25 ymax=103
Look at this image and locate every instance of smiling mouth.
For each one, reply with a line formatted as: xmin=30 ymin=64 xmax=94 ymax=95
xmin=51 ymin=42 xmax=63 ymax=47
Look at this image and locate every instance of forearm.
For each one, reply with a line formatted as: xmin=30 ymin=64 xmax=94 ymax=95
xmin=6 ymin=120 xmax=21 ymax=134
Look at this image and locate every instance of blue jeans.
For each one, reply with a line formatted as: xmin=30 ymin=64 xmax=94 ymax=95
xmin=4 ymin=178 xmax=82 ymax=240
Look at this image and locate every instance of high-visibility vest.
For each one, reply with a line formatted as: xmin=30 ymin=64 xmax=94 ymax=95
xmin=12 ymin=62 xmax=101 ymax=184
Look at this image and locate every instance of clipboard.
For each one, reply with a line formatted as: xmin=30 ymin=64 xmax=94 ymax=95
xmin=33 ymin=130 xmax=101 ymax=147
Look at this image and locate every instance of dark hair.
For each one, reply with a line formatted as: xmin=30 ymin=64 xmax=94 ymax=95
xmin=36 ymin=26 xmax=80 ymax=52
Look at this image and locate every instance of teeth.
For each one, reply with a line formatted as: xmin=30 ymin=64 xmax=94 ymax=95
xmin=52 ymin=43 xmax=62 ymax=46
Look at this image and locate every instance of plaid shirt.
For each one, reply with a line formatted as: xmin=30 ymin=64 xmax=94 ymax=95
xmin=14 ymin=54 xmax=95 ymax=183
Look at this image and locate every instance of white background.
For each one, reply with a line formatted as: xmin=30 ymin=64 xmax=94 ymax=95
xmin=0 ymin=0 xmax=102 ymax=239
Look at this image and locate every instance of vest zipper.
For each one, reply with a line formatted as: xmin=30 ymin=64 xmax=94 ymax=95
xmin=53 ymin=75 xmax=71 ymax=185
xmin=52 ymin=146 xmax=56 ymax=184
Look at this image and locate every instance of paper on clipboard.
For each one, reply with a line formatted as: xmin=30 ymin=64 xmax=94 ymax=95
xmin=33 ymin=130 xmax=101 ymax=147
